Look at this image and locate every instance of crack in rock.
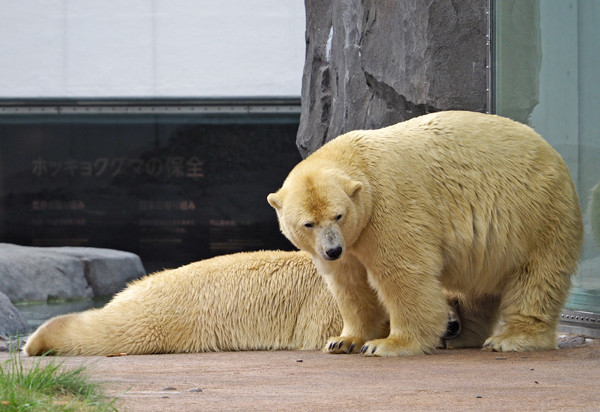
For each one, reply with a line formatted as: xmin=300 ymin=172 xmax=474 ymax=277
xmin=363 ymin=71 xmax=436 ymax=117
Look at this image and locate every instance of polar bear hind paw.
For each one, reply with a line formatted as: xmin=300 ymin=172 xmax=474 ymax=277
xmin=483 ymin=331 xmax=557 ymax=352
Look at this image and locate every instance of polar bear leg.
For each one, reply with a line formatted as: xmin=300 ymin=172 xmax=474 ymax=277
xmin=360 ymin=265 xmax=449 ymax=356
xmin=319 ymin=255 xmax=389 ymax=354
xmin=484 ymin=257 xmax=571 ymax=352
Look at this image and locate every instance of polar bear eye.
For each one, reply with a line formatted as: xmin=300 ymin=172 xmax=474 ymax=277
xmin=335 ymin=214 xmax=343 ymax=221
xmin=304 ymin=222 xmax=314 ymax=228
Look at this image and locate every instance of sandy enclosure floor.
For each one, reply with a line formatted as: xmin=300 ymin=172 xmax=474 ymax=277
xmin=2 ymin=336 xmax=599 ymax=411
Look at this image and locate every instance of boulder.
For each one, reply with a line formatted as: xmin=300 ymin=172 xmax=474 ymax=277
xmin=0 ymin=244 xmax=146 ymax=302
xmin=41 ymin=246 xmax=147 ymax=297
xmin=0 ymin=244 xmax=92 ymax=302
xmin=298 ymin=0 xmax=488 ymax=157
xmin=0 ymin=291 xmax=29 ymax=338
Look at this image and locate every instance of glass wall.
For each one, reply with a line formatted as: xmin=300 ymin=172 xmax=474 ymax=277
xmin=0 ymin=101 xmax=301 ymax=272
xmin=495 ymin=0 xmax=600 ymax=312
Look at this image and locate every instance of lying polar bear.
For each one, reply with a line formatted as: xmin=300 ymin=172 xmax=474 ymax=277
xmin=24 ymin=251 xmax=343 ymax=356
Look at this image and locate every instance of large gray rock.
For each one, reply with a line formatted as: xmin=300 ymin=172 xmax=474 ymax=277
xmin=0 ymin=291 xmax=29 ymax=338
xmin=41 ymin=247 xmax=147 ymax=297
xmin=298 ymin=0 xmax=488 ymax=157
xmin=0 ymin=244 xmax=92 ymax=302
xmin=0 ymin=244 xmax=146 ymax=302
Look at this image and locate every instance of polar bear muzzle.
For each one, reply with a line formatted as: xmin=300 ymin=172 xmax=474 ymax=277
xmin=317 ymin=224 xmax=345 ymax=261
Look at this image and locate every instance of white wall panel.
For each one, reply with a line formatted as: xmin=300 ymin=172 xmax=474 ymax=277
xmin=0 ymin=0 xmax=305 ymax=98
xmin=0 ymin=1 xmax=65 ymax=96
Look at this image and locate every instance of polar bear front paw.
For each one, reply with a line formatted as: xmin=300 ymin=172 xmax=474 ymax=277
xmin=324 ymin=336 xmax=365 ymax=354
xmin=360 ymin=337 xmax=426 ymax=357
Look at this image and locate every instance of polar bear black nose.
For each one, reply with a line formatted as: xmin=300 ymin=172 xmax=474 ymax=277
xmin=325 ymin=246 xmax=343 ymax=260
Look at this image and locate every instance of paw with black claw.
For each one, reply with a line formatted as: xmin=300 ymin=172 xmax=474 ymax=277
xmin=323 ymin=336 xmax=364 ymax=354
xmin=360 ymin=337 xmax=425 ymax=357
xmin=360 ymin=344 xmax=378 ymax=355
xmin=482 ymin=332 xmax=554 ymax=352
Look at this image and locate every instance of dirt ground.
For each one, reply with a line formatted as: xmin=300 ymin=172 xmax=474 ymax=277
xmin=2 ymin=335 xmax=599 ymax=411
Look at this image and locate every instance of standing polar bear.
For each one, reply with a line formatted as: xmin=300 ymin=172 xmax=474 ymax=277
xmin=268 ymin=111 xmax=583 ymax=357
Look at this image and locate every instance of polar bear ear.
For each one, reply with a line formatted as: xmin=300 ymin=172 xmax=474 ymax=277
xmin=267 ymin=192 xmax=283 ymax=210
xmin=344 ymin=180 xmax=363 ymax=197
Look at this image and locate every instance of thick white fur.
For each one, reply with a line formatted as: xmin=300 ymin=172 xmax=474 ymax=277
xmin=268 ymin=111 xmax=583 ymax=356
xmin=24 ymin=251 xmax=342 ymax=356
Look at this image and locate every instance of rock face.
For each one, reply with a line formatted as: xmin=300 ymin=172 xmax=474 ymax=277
xmin=44 ymin=247 xmax=148 ymax=297
xmin=0 ymin=243 xmax=146 ymax=337
xmin=0 ymin=291 xmax=28 ymax=339
xmin=298 ymin=0 xmax=488 ymax=157
xmin=0 ymin=245 xmax=93 ymax=302
xmin=0 ymin=244 xmax=146 ymax=302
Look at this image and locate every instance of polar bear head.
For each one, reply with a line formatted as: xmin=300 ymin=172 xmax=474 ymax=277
xmin=268 ymin=167 xmax=368 ymax=262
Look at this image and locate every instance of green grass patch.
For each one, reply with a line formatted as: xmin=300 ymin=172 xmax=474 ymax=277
xmin=0 ymin=350 xmax=117 ymax=411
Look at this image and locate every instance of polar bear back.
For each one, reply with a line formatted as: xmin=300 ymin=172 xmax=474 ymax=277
xmin=305 ymin=111 xmax=582 ymax=294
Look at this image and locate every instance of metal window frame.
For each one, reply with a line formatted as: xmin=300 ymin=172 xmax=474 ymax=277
xmin=559 ymin=310 xmax=600 ymax=338
xmin=0 ymin=97 xmax=301 ymax=116
xmin=486 ymin=0 xmax=495 ymax=114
